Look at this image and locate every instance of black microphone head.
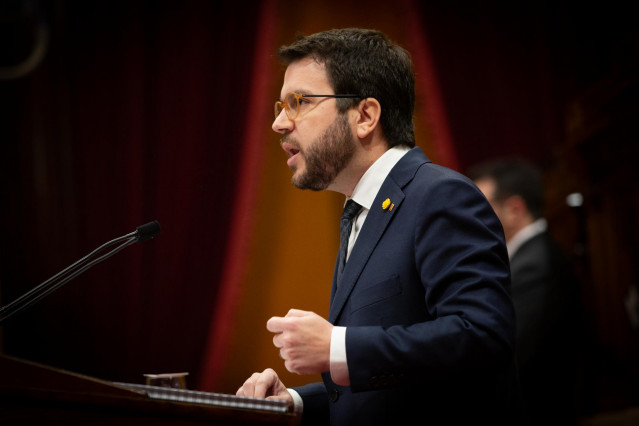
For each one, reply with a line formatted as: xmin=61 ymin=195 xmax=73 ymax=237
xmin=135 ymin=220 xmax=161 ymax=242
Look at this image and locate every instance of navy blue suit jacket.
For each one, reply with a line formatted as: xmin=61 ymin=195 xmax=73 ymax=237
xmin=294 ymin=148 xmax=523 ymax=425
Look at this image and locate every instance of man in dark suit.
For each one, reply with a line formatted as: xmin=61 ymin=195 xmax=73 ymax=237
xmin=236 ymin=28 xmax=523 ymax=425
xmin=469 ymin=159 xmax=582 ymax=425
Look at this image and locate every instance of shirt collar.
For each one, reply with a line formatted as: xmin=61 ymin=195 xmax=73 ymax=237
xmin=347 ymin=146 xmax=411 ymax=210
xmin=507 ymin=218 xmax=547 ymax=259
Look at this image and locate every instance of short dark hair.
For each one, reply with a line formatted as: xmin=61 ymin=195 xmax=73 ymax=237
xmin=467 ymin=158 xmax=544 ymax=219
xmin=277 ymin=28 xmax=415 ymax=148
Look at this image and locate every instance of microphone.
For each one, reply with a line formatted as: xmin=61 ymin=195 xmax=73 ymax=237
xmin=0 ymin=221 xmax=161 ymax=324
xmin=135 ymin=220 xmax=161 ymax=242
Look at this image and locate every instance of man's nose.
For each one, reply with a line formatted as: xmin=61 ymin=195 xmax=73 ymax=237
xmin=272 ymin=110 xmax=294 ymax=133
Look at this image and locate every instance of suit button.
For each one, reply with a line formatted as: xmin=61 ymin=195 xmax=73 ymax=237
xmin=329 ymin=389 xmax=340 ymax=402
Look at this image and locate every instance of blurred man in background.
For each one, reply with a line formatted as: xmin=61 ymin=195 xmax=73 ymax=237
xmin=469 ymin=158 xmax=583 ymax=425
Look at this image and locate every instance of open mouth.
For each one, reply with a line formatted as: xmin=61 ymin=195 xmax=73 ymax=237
xmin=282 ymin=142 xmax=300 ymax=158
xmin=282 ymin=144 xmax=299 ymax=169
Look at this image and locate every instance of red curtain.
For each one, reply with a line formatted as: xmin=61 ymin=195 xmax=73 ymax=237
xmin=0 ymin=0 xmax=264 ymax=384
xmin=198 ymin=0 xmax=278 ymax=390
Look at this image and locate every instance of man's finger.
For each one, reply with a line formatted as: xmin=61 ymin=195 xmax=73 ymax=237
xmin=236 ymin=373 xmax=258 ymax=397
xmin=273 ymin=333 xmax=283 ymax=348
xmin=253 ymin=368 xmax=279 ymax=398
xmin=266 ymin=316 xmax=287 ymax=333
xmin=285 ymin=308 xmax=310 ymax=317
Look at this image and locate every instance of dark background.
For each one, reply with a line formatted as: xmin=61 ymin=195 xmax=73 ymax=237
xmin=0 ymin=0 xmax=260 ymax=383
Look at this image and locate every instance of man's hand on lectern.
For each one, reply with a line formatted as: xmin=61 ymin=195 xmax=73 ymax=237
xmin=236 ymin=368 xmax=293 ymax=404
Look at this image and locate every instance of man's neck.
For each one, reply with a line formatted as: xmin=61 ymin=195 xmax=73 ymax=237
xmin=329 ymin=143 xmax=390 ymax=197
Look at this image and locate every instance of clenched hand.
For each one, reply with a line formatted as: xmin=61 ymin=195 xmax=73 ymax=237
xmin=268 ymin=309 xmax=333 ymax=375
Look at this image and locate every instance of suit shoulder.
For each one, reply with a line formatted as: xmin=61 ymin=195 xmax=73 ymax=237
xmin=410 ymin=162 xmax=483 ymax=197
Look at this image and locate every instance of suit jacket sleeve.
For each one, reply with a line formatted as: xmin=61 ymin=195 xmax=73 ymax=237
xmin=292 ymin=382 xmax=329 ymax=426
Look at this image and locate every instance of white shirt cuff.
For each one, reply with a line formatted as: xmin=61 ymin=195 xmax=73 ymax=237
xmin=287 ymin=388 xmax=303 ymax=420
xmin=330 ymin=326 xmax=350 ymax=386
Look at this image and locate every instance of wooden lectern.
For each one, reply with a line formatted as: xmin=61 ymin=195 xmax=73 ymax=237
xmin=0 ymin=354 xmax=297 ymax=425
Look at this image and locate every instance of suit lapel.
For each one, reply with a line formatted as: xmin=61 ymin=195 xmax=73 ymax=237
xmin=329 ymin=184 xmax=405 ymax=323
xmin=328 ymin=147 xmax=430 ymax=323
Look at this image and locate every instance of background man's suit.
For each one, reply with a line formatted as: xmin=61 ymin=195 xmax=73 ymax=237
xmin=510 ymin=231 xmax=582 ymax=425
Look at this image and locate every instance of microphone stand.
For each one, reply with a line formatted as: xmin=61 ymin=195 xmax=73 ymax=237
xmin=0 ymin=221 xmax=160 ymax=325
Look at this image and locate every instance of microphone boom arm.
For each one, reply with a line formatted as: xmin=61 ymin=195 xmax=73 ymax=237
xmin=0 ymin=221 xmax=160 ymax=324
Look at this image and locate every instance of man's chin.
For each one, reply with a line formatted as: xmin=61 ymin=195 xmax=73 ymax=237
xmin=292 ymin=172 xmax=328 ymax=192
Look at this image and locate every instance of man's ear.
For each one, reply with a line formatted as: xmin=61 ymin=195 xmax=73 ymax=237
xmin=355 ymin=98 xmax=381 ymax=139
xmin=504 ymin=195 xmax=528 ymax=218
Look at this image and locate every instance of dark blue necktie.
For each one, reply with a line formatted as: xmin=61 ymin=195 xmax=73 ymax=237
xmin=337 ymin=200 xmax=362 ymax=284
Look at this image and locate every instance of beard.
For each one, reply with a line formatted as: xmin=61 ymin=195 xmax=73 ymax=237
xmin=285 ymin=113 xmax=356 ymax=191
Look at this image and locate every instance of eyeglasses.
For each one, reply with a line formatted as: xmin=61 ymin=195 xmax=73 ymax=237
xmin=274 ymin=92 xmax=364 ymax=120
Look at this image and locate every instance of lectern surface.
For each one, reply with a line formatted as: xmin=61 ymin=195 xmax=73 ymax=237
xmin=0 ymin=354 xmax=296 ymax=426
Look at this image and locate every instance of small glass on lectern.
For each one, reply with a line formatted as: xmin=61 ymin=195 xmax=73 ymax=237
xmin=143 ymin=372 xmax=189 ymax=389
